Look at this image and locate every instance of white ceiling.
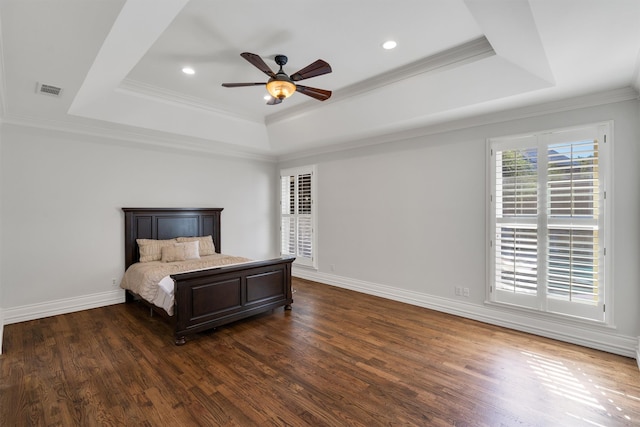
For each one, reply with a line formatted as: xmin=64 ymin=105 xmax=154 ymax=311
xmin=1 ymin=0 xmax=639 ymax=159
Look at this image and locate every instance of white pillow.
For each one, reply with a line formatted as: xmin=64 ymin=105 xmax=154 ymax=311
xmin=181 ymin=240 xmax=200 ymax=260
xmin=176 ymin=235 xmax=215 ymax=256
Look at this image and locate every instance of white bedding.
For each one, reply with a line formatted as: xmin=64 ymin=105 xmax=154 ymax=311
xmin=120 ymin=253 xmax=252 ymax=315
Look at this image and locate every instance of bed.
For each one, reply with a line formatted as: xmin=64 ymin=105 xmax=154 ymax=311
xmin=121 ymin=207 xmax=294 ymax=345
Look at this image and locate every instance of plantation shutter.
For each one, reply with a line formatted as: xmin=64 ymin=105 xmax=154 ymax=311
xmin=297 ymin=173 xmax=313 ymax=259
xmin=544 ymin=132 xmax=603 ymax=319
xmin=281 ymin=176 xmax=296 ymax=256
xmin=490 ymin=124 xmax=608 ymax=322
xmin=280 ymin=167 xmax=316 ymax=267
xmin=493 ymin=137 xmax=540 ymax=310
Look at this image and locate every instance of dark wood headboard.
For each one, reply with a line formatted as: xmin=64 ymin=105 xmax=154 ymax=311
xmin=122 ymin=208 xmax=223 ymax=269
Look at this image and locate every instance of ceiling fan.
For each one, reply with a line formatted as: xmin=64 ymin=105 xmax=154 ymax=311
xmin=222 ymin=52 xmax=332 ymax=105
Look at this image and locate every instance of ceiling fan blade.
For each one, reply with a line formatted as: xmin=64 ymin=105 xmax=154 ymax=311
xmin=221 ymin=82 xmax=265 ymax=87
xmin=295 ymin=85 xmax=332 ymax=101
xmin=240 ymin=52 xmax=276 ymax=78
xmin=266 ymin=97 xmax=283 ymax=105
xmin=290 ymin=60 xmax=332 ymax=81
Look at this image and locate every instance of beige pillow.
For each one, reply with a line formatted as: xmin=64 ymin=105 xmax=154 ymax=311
xmin=176 ymin=235 xmax=215 ymax=256
xmin=161 ymin=241 xmax=200 ymax=263
xmin=161 ymin=244 xmax=186 ymax=263
xmin=137 ymin=238 xmax=177 ymax=262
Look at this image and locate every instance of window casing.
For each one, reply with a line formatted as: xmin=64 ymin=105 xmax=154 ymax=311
xmin=489 ymin=123 xmax=610 ymax=323
xmin=280 ymin=166 xmax=316 ymax=268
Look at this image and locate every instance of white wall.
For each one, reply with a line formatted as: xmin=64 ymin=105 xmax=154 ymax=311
xmin=0 ymin=125 xmax=3 ymax=353
xmin=282 ymin=97 xmax=640 ymax=357
xmin=2 ymin=96 xmax=638 ymax=358
xmin=0 ymin=123 xmax=278 ymax=321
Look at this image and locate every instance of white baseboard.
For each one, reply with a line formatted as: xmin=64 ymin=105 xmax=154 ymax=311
xmin=3 ymin=289 xmax=125 ymax=325
xmin=294 ymin=268 xmax=638 ymax=359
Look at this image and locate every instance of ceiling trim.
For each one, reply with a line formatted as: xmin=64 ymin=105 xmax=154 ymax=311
xmin=266 ymin=36 xmax=495 ymax=126
xmin=2 ymin=87 xmax=635 ymax=165
xmin=0 ymin=113 xmax=277 ymax=163
xmin=276 ymin=86 xmax=638 ymax=162
xmin=118 ymin=78 xmax=264 ymax=123
xmin=632 ymin=47 xmax=640 ymax=93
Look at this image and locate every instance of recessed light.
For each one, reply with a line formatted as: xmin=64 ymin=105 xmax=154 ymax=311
xmin=382 ymin=40 xmax=397 ymax=50
xmin=182 ymin=67 xmax=195 ymax=75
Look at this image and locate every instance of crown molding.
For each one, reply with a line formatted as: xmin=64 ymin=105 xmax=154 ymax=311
xmin=2 ymin=86 xmax=636 ymax=166
xmin=118 ymin=78 xmax=264 ymax=124
xmin=0 ymin=114 xmax=277 ymax=163
xmin=266 ymin=36 xmax=495 ymax=126
xmin=2 ymin=86 xmax=636 ymax=165
xmin=277 ymin=86 xmax=639 ymax=162
xmin=632 ymin=46 xmax=640 ymax=93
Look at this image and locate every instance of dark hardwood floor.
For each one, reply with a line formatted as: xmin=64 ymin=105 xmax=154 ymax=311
xmin=2 ymin=278 xmax=639 ymax=426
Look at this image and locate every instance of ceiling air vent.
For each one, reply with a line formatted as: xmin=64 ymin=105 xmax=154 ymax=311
xmin=36 ymin=82 xmax=63 ymax=97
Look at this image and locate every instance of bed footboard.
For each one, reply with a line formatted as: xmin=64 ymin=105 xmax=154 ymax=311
xmin=170 ymin=257 xmax=294 ymax=345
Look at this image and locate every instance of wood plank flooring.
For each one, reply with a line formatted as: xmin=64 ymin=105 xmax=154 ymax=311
xmin=2 ymin=278 xmax=639 ymax=426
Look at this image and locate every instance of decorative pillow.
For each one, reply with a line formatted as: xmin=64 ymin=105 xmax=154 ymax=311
xmin=137 ymin=238 xmax=177 ymax=262
xmin=181 ymin=240 xmax=200 ymax=260
xmin=161 ymin=244 xmax=186 ymax=263
xmin=176 ymin=235 xmax=216 ymax=256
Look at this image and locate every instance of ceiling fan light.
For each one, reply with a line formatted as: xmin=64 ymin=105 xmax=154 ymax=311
xmin=266 ymin=79 xmax=296 ymax=100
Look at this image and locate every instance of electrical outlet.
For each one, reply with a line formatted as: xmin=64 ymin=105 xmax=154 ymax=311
xmin=455 ymin=286 xmax=462 ymax=296
xmin=463 ymin=287 xmax=470 ymax=297
xmin=112 ymin=278 xmax=117 ymax=287
xmin=330 ymin=264 xmax=335 ymax=272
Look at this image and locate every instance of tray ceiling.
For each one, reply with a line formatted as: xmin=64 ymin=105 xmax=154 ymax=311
xmin=1 ymin=0 xmax=639 ymax=158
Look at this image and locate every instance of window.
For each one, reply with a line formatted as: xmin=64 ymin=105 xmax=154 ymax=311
xmin=280 ymin=166 xmax=316 ymax=268
xmin=489 ymin=123 xmax=610 ymax=322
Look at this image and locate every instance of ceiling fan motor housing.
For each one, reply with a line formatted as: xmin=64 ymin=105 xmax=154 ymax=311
xmin=274 ymin=55 xmax=288 ymax=67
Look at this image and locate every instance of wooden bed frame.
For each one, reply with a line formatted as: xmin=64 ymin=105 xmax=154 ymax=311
xmin=122 ymin=207 xmax=294 ymax=345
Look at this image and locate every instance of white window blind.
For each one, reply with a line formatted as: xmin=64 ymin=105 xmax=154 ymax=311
xmin=489 ymin=123 xmax=609 ymax=322
xmin=280 ymin=166 xmax=316 ymax=267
